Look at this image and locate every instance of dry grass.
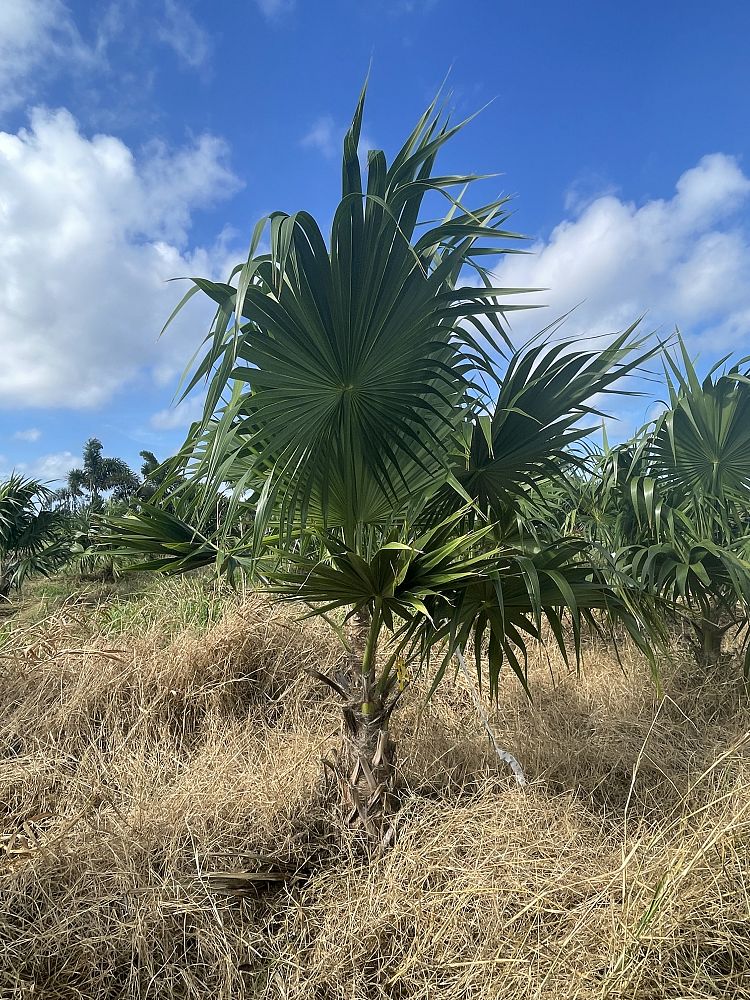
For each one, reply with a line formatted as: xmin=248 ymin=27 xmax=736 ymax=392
xmin=2 ymin=577 xmax=750 ymax=999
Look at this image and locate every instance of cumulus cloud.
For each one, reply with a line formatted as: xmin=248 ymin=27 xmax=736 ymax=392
xmin=0 ymin=450 xmax=77 ymax=484
xmin=494 ymin=154 xmax=750 ymax=354
xmin=0 ymin=107 xmax=241 ymax=410
xmin=0 ymin=0 xmax=95 ymax=112
xmin=30 ymin=451 xmax=77 ymax=483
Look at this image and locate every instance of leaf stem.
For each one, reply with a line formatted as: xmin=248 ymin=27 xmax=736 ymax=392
xmin=361 ymin=599 xmax=382 ymax=717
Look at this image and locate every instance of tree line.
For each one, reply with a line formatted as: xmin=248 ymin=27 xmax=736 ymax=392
xmin=0 ymin=439 xmax=166 ymax=598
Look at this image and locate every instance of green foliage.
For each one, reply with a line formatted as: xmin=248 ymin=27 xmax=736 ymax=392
xmin=54 ymin=438 xmax=141 ymax=513
xmin=51 ymin=441 xmax=177 ymax=580
xmin=138 ymin=450 xmax=179 ymax=503
xmin=105 ymin=504 xmax=221 ymax=574
xmin=0 ymin=475 xmax=69 ymax=598
xmin=93 ymin=574 xmax=226 ymax=639
xmin=105 ymin=84 xmax=658 ymax=707
xmin=571 ymin=338 xmax=750 ymax=669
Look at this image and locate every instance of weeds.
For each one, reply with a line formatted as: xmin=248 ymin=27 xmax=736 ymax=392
xmin=1 ymin=576 xmax=749 ymax=998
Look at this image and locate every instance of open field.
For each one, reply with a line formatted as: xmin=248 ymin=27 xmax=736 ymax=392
xmin=2 ymin=576 xmax=750 ymax=999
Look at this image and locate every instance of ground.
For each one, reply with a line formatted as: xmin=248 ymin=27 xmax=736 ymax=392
xmin=1 ymin=574 xmax=749 ymax=998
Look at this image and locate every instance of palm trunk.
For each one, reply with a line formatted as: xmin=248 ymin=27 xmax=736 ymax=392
xmin=692 ymin=604 xmax=727 ymax=666
xmin=321 ymin=608 xmax=398 ymax=843
xmin=693 ymin=617 xmax=724 ymax=666
xmin=340 ymin=683 xmax=396 ymax=840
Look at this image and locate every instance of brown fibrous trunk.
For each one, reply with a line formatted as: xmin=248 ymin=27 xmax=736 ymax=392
xmin=339 ymin=679 xmax=397 ymax=842
xmin=318 ymin=610 xmax=399 ymax=845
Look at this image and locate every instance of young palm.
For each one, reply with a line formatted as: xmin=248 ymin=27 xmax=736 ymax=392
xmin=0 ymin=475 xmax=68 ymax=600
xmin=574 ymin=340 xmax=750 ymax=668
xmin=106 ymin=87 xmax=658 ymax=837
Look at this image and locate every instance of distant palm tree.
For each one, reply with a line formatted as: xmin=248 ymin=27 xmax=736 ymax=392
xmin=138 ymin=450 xmax=171 ymax=502
xmin=62 ymin=438 xmax=140 ymax=511
xmin=139 ymin=450 xmax=160 ymax=479
xmin=0 ymin=475 xmax=67 ymax=599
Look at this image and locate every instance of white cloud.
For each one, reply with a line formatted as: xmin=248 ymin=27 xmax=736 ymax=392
xmin=157 ymin=0 xmax=212 ymax=69
xmin=301 ymin=116 xmax=337 ymax=158
xmin=150 ymin=392 xmax=207 ymax=430
xmin=0 ymin=0 xmax=94 ymax=112
xmin=493 ymin=154 xmax=750 ymax=356
xmin=255 ymin=0 xmax=295 ymax=20
xmin=32 ymin=451 xmax=77 ymax=483
xmin=2 ymin=450 xmax=77 ymax=484
xmin=0 ymin=107 xmax=241 ymax=410
xmin=13 ymin=429 xmax=42 ymax=443
xmin=563 ymin=174 xmax=619 ymax=215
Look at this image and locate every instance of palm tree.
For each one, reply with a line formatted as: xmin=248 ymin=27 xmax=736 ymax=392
xmin=139 ymin=450 xmax=160 ymax=479
xmin=64 ymin=438 xmax=140 ymax=511
xmin=105 ymin=87 xmax=658 ymax=837
xmin=47 ymin=439 xmax=140 ymax=581
xmin=572 ymin=340 xmax=750 ymax=668
xmin=0 ymin=475 xmax=68 ymax=600
xmin=138 ymin=450 xmax=166 ymax=502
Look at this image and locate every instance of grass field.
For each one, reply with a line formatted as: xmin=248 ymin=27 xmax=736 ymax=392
xmin=2 ymin=575 xmax=750 ymax=999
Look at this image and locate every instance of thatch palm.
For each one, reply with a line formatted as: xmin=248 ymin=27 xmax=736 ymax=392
xmin=0 ymin=475 xmax=68 ymax=599
xmin=107 ymin=89 xmax=657 ymax=836
xmin=574 ymin=341 xmax=750 ymax=667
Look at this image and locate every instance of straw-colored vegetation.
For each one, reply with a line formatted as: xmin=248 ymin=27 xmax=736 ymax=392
xmin=2 ymin=575 xmax=749 ymax=999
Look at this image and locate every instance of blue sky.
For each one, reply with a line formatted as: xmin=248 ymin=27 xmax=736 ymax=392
xmin=1 ymin=0 xmax=749 ymax=482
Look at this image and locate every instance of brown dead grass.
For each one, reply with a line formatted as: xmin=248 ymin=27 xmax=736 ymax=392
xmin=1 ymin=578 xmax=750 ymax=999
